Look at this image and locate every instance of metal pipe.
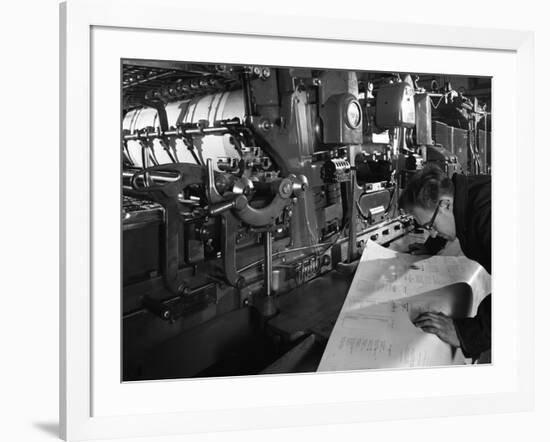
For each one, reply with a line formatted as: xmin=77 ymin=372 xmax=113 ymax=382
xmin=123 ymin=71 xmax=176 ymax=89
xmin=347 ymin=168 xmax=358 ymax=262
xmin=122 ymin=170 xmax=180 ymax=189
xmin=123 ymin=126 xmax=231 ymax=141
xmin=484 ymin=114 xmax=488 ymax=173
xmin=264 ymin=231 xmax=273 ymax=297
xmin=241 ymin=72 xmax=254 ymax=118
xmin=236 ymin=242 xmax=335 ymax=273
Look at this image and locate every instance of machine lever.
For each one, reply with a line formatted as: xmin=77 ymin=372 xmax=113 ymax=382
xmin=208 ymin=200 xmax=236 ymax=216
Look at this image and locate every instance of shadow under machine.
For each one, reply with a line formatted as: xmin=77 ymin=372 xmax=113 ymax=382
xmin=121 ymin=60 xmax=491 ymax=380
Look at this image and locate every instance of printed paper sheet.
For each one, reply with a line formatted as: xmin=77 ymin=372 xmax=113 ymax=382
xmin=317 ymin=240 xmax=491 ymax=371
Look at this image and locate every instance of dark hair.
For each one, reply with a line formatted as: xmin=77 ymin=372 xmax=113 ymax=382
xmin=398 ymin=164 xmax=454 ymax=211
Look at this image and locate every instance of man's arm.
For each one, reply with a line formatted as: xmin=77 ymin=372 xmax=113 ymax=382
xmin=424 ymin=235 xmax=448 ymax=254
xmin=453 ymin=295 xmax=492 ymax=359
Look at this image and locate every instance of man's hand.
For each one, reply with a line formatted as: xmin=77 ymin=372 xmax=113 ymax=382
xmin=408 ymin=242 xmax=430 ymax=255
xmin=413 ymin=312 xmax=460 ymax=347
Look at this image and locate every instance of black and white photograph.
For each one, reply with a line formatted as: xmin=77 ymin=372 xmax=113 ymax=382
xmin=3 ymin=0 xmax=546 ymax=439
xmin=3 ymin=0 xmax=548 ymax=439
xmin=121 ymin=60 xmax=492 ymax=380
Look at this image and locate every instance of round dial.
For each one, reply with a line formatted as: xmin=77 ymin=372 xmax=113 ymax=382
xmin=345 ymin=100 xmax=362 ymax=128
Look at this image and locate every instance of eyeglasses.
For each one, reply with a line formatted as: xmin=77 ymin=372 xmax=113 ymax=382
xmin=420 ymin=200 xmax=443 ymax=231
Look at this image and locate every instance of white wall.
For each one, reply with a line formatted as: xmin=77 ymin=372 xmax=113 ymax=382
xmin=1 ymin=0 xmax=547 ymax=441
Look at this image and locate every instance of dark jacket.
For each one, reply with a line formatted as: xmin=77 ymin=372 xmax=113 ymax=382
xmin=450 ymin=174 xmax=492 ymax=360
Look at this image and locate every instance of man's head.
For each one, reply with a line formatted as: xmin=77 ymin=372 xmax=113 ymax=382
xmin=398 ymin=165 xmax=457 ymax=241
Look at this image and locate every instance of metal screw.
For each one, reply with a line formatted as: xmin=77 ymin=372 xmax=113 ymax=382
xmin=261 ymin=120 xmax=273 ymax=131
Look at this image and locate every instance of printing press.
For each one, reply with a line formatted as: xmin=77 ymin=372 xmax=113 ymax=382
xmin=122 ymin=60 xmax=491 ymax=380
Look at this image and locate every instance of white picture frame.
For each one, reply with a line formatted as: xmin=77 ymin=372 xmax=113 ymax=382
xmin=60 ymin=0 xmax=535 ymax=440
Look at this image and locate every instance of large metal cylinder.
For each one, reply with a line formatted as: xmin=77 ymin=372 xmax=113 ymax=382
xmin=123 ymin=90 xmax=245 ymax=169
